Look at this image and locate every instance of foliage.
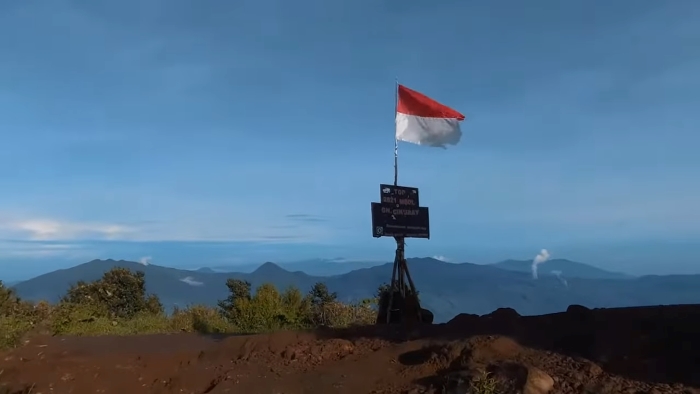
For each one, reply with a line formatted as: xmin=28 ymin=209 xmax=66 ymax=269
xmin=375 ymin=283 xmax=391 ymax=301
xmin=308 ymin=282 xmax=337 ymax=306
xmin=0 ymin=281 xmax=34 ymax=318
xmin=217 ymin=279 xmax=252 ymax=322
xmin=61 ymin=268 xmax=163 ymax=319
xmin=0 ymin=268 xmax=379 ymax=350
xmin=0 ymin=281 xmax=42 ymax=349
xmin=469 ymin=370 xmax=499 ymax=394
xmin=171 ymin=304 xmax=232 ymax=334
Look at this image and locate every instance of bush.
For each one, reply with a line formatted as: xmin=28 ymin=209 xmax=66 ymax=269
xmin=61 ymin=268 xmax=163 ymax=319
xmin=0 ymin=316 xmax=34 ymax=350
xmin=217 ymin=283 xmax=314 ymax=332
xmin=217 ymin=279 xmax=252 ymax=323
xmin=0 ymin=267 xmax=379 ymax=350
xmin=171 ymin=305 xmax=233 ymax=334
xmin=0 ymin=281 xmax=42 ymax=348
xmin=313 ymin=301 xmax=376 ymax=327
xmin=0 ymin=281 xmax=34 ymax=318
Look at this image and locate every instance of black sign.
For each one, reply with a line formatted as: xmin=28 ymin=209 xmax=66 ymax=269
xmin=371 ymin=202 xmax=430 ymax=239
xmin=379 ymin=184 xmax=419 ymax=208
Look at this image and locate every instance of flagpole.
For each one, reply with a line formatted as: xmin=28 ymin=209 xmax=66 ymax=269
xmin=393 ymin=78 xmax=399 ymax=186
xmin=386 ymin=78 xmax=404 ymax=324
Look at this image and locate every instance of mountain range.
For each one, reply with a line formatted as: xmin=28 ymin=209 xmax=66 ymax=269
xmin=10 ymin=257 xmax=700 ymax=322
xmin=491 ymin=258 xmax=632 ymax=279
xmin=201 ymin=258 xmax=385 ymax=276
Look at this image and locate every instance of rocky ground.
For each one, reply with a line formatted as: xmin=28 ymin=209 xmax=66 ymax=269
xmin=1 ymin=304 xmax=699 ymax=394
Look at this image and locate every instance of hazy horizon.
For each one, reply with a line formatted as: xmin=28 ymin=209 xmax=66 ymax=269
xmin=1 ymin=0 xmax=698 ymax=281
xmin=3 ymin=238 xmax=700 ymax=282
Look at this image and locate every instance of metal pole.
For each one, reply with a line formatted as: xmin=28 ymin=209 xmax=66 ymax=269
xmin=393 ymin=79 xmax=399 ymax=186
xmin=386 ymin=79 xmax=402 ymax=323
xmin=385 ymin=250 xmax=399 ymax=324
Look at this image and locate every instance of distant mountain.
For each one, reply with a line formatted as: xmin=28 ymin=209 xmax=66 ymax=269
xmin=12 ymin=259 xmax=322 ymax=311
xmin=492 ymin=258 xmax=632 ymax=280
xmin=211 ymin=258 xmax=385 ymax=276
xmin=11 ymin=258 xmax=700 ymax=323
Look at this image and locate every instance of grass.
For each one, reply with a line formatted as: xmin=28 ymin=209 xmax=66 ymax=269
xmin=469 ymin=370 xmax=500 ymax=394
xmin=0 ymin=269 xmax=378 ymax=351
xmin=0 ymin=316 xmax=35 ymax=350
xmin=0 ymin=300 xmax=376 ymax=349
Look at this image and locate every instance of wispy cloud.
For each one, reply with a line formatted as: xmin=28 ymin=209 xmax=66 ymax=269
xmin=180 ymin=276 xmax=204 ymax=286
xmin=0 ymin=218 xmax=134 ymax=241
xmin=0 ymin=240 xmax=95 ymax=259
xmin=0 ymin=213 xmax=333 ymax=244
xmin=285 ymin=214 xmax=328 ymax=223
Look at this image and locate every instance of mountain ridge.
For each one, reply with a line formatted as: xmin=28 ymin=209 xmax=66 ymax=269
xmin=10 ymin=258 xmax=700 ymax=322
xmin=492 ymin=258 xmax=633 ymax=279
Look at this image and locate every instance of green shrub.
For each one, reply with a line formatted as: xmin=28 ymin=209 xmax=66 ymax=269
xmin=0 ymin=267 xmax=378 ymax=350
xmin=170 ymin=305 xmax=233 ymax=334
xmin=61 ymin=268 xmax=163 ymax=319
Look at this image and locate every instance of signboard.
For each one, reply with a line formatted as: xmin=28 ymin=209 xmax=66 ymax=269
xmin=371 ymin=188 xmax=430 ymax=240
xmin=371 ymin=203 xmax=430 ymax=238
xmin=379 ymin=184 xmax=420 ymax=208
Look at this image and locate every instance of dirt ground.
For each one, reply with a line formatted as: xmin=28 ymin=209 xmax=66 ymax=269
xmin=2 ymin=304 xmax=700 ymax=394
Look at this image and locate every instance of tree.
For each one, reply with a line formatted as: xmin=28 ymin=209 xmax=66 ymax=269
xmin=0 ymin=281 xmax=22 ymax=317
xmin=308 ymin=282 xmax=337 ymax=306
xmin=217 ymin=279 xmax=252 ymax=322
xmin=375 ymin=282 xmax=420 ymax=302
xmin=306 ymin=282 xmax=341 ymax=327
xmin=218 ymin=281 xmax=315 ymax=332
xmin=61 ymin=268 xmax=163 ymax=319
xmin=279 ymin=286 xmax=311 ymax=326
xmin=375 ymin=283 xmax=391 ymax=302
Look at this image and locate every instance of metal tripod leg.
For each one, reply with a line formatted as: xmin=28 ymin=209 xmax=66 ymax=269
xmin=400 ymin=256 xmax=422 ymax=322
xmin=384 ymin=247 xmax=399 ymax=324
xmin=385 ymin=236 xmax=404 ymax=324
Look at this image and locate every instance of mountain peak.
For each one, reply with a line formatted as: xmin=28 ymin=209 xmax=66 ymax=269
xmin=86 ymin=259 xmax=134 ymax=264
xmin=253 ymin=262 xmax=288 ymax=275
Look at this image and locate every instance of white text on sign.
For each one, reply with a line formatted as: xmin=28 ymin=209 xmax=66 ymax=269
xmin=381 ymin=207 xmax=420 ymax=216
xmin=381 ymin=196 xmax=417 ymax=206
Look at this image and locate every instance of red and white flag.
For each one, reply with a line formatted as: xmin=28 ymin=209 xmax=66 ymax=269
xmin=395 ymin=84 xmax=465 ymax=148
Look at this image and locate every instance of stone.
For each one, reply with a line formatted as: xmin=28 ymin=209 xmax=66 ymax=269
xmin=523 ymin=367 xmax=554 ymax=394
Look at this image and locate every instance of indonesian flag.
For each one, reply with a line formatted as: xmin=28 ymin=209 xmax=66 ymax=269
xmin=395 ymin=84 xmax=465 ymax=148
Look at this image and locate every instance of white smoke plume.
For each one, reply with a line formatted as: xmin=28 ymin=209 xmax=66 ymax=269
xmin=139 ymin=256 xmax=151 ymax=266
xmin=531 ymin=249 xmax=551 ymax=279
xmin=432 ymin=255 xmax=451 ymax=262
xmin=180 ymin=276 xmax=204 ymax=286
xmin=551 ymin=270 xmax=568 ymax=288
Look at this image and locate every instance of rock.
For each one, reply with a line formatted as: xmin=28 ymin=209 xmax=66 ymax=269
xmin=566 ymin=304 xmax=589 ymax=311
xmin=446 ymin=313 xmax=479 ymax=327
xmin=524 ymin=367 xmax=554 ymax=394
xmin=471 ymin=363 xmax=553 ymax=394
xmin=486 ymin=308 xmax=521 ymax=320
xmin=442 ymin=369 xmax=473 ymax=394
xmin=566 ymin=304 xmax=591 ymax=315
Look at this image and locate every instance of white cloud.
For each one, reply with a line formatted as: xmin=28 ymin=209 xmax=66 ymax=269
xmin=0 ymin=214 xmax=330 ymax=243
xmin=0 ymin=240 xmax=94 ymax=259
xmin=180 ymin=276 xmax=203 ymax=286
xmin=0 ymin=218 xmax=134 ymax=241
xmin=432 ymin=255 xmax=451 ymax=262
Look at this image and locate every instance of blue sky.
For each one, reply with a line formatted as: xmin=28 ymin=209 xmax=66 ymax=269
xmin=1 ymin=0 xmax=699 ymax=280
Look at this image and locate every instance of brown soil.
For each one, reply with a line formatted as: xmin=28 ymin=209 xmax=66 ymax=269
xmin=2 ymin=304 xmax=700 ymax=394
